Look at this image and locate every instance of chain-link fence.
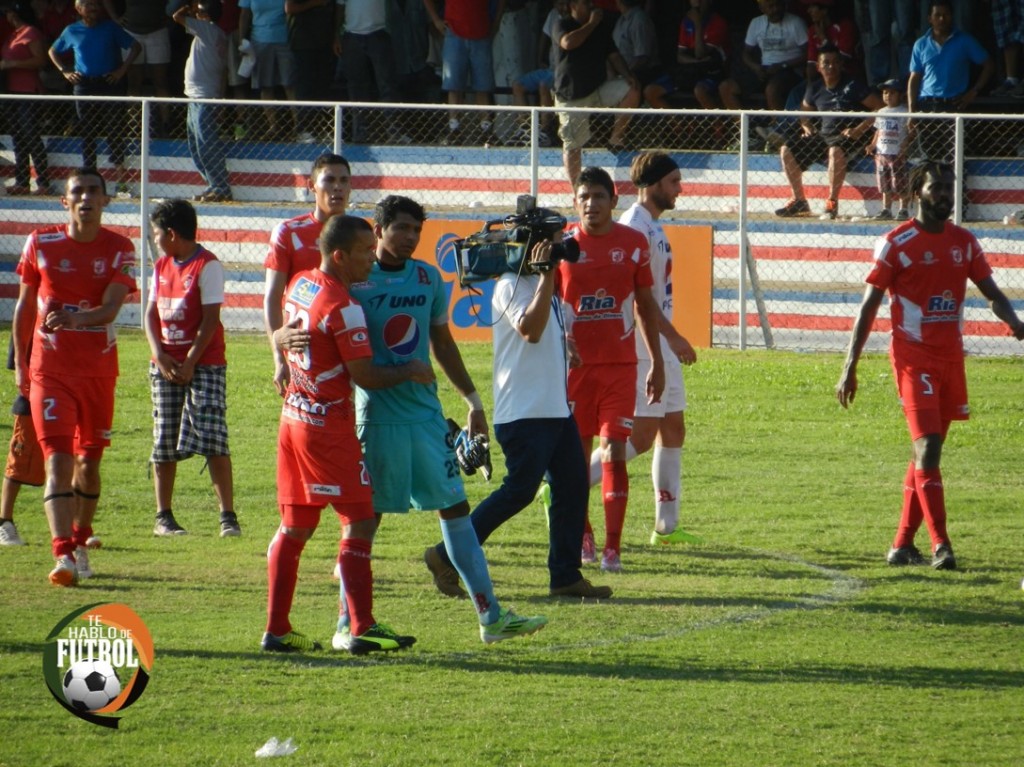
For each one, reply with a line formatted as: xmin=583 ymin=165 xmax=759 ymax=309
xmin=2 ymin=95 xmax=1023 ymax=356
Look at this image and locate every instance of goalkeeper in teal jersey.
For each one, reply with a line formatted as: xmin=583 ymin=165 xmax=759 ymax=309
xmin=345 ymin=195 xmax=547 ymax=646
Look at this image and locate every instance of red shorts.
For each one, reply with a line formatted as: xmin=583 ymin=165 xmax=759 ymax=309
xmin=890 ymin=347 xmax=968 ymax=440
xmin=29 ymin=372 xmax=115 ymax=458
xmin=568 ymin=363 xmax=636 ymax=441
xmin=5 ymin=414 xmax=45 ymax=486
xmin=276 ymin=421 xmax=374 ymax=524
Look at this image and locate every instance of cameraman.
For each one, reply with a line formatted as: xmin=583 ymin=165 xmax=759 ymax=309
xmin=424 ymin=237 xmax=613 ymax=600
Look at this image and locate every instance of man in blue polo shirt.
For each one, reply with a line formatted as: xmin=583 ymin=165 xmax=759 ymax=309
xmin=49 ymin=0 xmax=141 ymax=178
xmin=907 ymin=0 xmax=992 ymax=164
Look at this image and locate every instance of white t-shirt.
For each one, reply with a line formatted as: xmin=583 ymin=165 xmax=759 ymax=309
xmin=745 ymin=13 xmax=807 ymax=67
xmin=874 ymin=104 xmax=909 ymax=157
xmin=343 ymin=0 xmax=385 ymax=35
xmin=490 ymin=272 xmax=571 ymax=424
xmin=620 ymin=203 xmax=673 ymax=362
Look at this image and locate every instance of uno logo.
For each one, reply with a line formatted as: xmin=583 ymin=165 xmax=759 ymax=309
xmin=383 ymin=314 xmax=420 ymax=356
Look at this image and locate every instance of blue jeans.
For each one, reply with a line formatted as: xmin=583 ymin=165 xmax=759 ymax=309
xmin=186 ymin=102 xmax=230 ymax=195
xmin=434 ymin=416 xmax=589 ymax=589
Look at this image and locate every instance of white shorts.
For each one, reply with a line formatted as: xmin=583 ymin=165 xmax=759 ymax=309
xmin=126 ymin=28 xmax=171 ymax=66
xmin=634 ymin=356 xmax=686 ymax=417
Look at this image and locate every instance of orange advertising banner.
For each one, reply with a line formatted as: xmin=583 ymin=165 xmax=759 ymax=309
xmin=418 ymin=219 xmax=714 ymax=347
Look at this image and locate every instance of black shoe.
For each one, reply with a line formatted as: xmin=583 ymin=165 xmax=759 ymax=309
xmin=886 ymin=545 xmax=926 ymax=566
xmin=220 ymin=511 xmax=241 ymax=538
xmin=775 ymin=198 xmax=810 ymax=217
xmin=154 ymin=511 xmax=187 ymax=536
xmin=932 ymin=543 xmax=957 ymax=570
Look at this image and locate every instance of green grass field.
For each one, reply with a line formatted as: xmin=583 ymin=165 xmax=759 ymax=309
xmin=2 ymin=332 xmax=1023 ymax=767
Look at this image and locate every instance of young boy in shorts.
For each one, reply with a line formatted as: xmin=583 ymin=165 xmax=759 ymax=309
xmin=145 ymin=198 xmax=239 ymax=538
xmin=868 ymin=78 xmax=912 ymax=220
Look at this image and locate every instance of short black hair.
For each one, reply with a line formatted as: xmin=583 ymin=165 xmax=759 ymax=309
xmin=310 ymin=152 xmax=351 ymax=177
xmin=910 ymin=160 xmax=953 ymax=196
xmin=574 ymin=166 xmax=615 ymax=198
xmin=373 ymin=195 xmax=426 ymax=230
xmin=66 ymin=167 xmax=106 ymax=196
xmin=196 ymin=0 xmax=222 ymax=23
xmin=320 ymin=214 xmax=373 ymax=259
xmin=150 ymin=198 xmax=198 ymax=240
xmin=817 ymin=43 xmax=840 ymax=58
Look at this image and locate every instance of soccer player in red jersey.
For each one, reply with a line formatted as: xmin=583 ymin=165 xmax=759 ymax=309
xmin=145 ymin=198 xmax=239 ymax=539
xmin=837 ymin=161 xmax=1024 ymax=570
xmin=557 ymin=165 xmax=665 ymax=573
xmin=12 ymin=167 xmax=138 ymax=586
xmin=262 ymin=152 xmax=352 ymax=396
xmin=263 ymin=215 xmax=434 ymax=654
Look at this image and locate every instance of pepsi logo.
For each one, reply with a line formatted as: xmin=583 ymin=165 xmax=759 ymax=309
xmin=383 ymin=314 xmax=420 ymax=356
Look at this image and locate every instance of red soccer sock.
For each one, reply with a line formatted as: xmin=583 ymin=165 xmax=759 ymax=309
xmin=893 ymin=461 xmax=923 ymax=549
xmin=339 ymin=537 xmax=374 ymax=637
xmin=266 ymin=531 xmax=306 ymax=637
xmin=602 ymin=460 xmax=629 ymax=553
xmin=914 ymin=467 xmax=949 ymax=547
xmin=71 ymin=524 xmax=92 ymax=548
xmin=51 ymin=536 xmax=75 ymax=559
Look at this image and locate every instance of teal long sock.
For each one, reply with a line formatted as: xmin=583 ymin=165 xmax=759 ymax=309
xmin=440 ymin=515 xmax=500 ymax=624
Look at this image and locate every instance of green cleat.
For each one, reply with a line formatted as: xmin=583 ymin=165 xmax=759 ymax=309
xmin=261 ymin=629 xmax=322 ymax=653
xmin=480 ymin=607 xmax=548 ymax=645
xmin=650 ymin=528 xmax=704 ymax=545
xmin=338 ymin=623 xmax=416 ymax=655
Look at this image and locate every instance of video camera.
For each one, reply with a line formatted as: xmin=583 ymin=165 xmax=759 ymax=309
xmin=452 ymin=195 xmax=580 ymax=286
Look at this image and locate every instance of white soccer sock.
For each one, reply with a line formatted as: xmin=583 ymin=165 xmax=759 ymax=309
xmin=588 ymin=441 xmax=639 ymax=487
xmin=652 ymin=446 xmax=682 ymax=534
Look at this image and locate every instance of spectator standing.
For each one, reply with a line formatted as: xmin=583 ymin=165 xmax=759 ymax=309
xmin=239 ymin=0 xmax=297 ymax=140
xmin=144 ymin=199 xmax=239 ymax=539
xmin=558 ymin=166 xmax=664 ymax=572
xmin=337 ymin=0 xmax=403 ymax=143
xmin=552 ymin=0 xmax=640 ymax=187
xmin=908 ymin=0 xmax=992 ymax=167
xmin=387 ymin=0 xmax=438 ymax=105
xmin=774 ymin=44 xmax=882 ymax=220
xmin=837 ymin=161 xmax=1024 ymax=571
xmin=867 ymin=78 xmax=912 ymax=219
xmin=11 ymin=167 xmax=138 ymax=586
xmin=855 ymin=0 xmax=917 ymax=87
xmin=173 ymin=0 xmax=232 ymax=203
xmin=1 ymin=1 xmax=51 ymax=195
xmin=718 ymin=0 xmax=807 ymax=150
xmin=49 ymin=0 xmax=141 ymax=181
xmin=989 ymin=0 xmax=1024 ymax=97
xmin=423 ymin=0 xmax=506 ymax=145
xmin=102 ymin=0 xmax=173 ymax=137
xmin=284 ymin=0 xmax=337 ymax=140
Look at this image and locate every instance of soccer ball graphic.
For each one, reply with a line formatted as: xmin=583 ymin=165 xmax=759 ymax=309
xmin=62 ymin=660 xmax=121 ymax=712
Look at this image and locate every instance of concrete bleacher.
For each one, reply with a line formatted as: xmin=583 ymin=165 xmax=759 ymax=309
xmin=2 ymin=139 xmax=1024 ymax=353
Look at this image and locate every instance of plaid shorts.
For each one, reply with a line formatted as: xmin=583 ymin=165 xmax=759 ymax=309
xmin=150 ymin=363 xmax=230 ymax=463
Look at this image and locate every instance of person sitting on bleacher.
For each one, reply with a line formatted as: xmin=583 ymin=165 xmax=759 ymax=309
xmin=718 ymin=0 xmax=807 ymax=151
xmin=642 ymin=0 xmax=729 ymax=112
xmin=774 ymin=44 xmax=882 ymax=221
